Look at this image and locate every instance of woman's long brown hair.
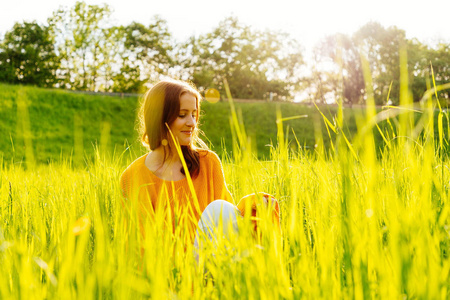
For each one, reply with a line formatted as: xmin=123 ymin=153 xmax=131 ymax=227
xmin=139 ymin=79 xmax=208 ymax=178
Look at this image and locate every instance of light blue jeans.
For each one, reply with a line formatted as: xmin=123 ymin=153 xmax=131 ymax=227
xmin=193 ymin=200 xmax=241 ymax=260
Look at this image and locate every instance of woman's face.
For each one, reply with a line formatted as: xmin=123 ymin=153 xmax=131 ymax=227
xmin=168 ymin=92 xmax=197 ymax=146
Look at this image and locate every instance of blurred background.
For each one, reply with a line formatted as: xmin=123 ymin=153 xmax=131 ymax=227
xmin=0 ymin=0 xmax=448 ymax=104
xmin=0 ymin=0 xmax=449 ymax=164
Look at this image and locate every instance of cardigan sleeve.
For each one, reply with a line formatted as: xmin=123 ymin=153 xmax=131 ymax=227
xmin=208 ymin=151 xmax=234 ymax=204
xmin=119 ymin=170 xmax=129 ymax=203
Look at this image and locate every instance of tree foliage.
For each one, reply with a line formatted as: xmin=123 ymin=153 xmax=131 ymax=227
xmin=49 ymin=1 xmax=112 ymax=90
xmin=312 ymin=33 xmax=365 ymax=105
xmin=0 ymin=2 xmax=448 ymax=104
xmin=180 ymin=17 xmax=304 ymax=100
xmin=311 ymin=22 xmax=449 ymax=105
xmin=0 ymin=22 xmax=59 ymax=86
xmin=112 ymin=17 xmax=173 ymax=93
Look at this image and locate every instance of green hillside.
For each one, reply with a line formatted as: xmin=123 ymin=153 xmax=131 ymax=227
xmin=0 ymin=83 xmax=447 ymax=165
xmin=0 ymin=84 xmax=138 ymax=165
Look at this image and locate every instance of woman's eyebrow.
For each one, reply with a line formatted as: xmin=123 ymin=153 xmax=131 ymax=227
xmin=179 ymin=109 xmax=197 ymax=111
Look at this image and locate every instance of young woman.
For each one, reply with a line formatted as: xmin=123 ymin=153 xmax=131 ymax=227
xmin=120 ymin=79 xmax=279 ymax=246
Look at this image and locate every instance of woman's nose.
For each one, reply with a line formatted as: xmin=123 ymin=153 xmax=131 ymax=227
xmin=186 ymin=115 xmax=196 ymax=127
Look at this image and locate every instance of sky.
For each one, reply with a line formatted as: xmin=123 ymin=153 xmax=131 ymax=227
xmin=1 ymin=0 xmax=449 ymax=53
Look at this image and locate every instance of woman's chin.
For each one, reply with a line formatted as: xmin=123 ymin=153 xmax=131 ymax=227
xmin=180 ymin=139 xmax=191 ymax=146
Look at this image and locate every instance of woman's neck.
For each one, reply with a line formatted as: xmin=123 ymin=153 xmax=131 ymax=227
xmin=145 ymin=146 xmax=185 ymax=181
xmin=152 ymin=146 xmax=180 ymax=163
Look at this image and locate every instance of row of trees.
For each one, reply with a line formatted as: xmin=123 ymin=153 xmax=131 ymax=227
xmin=307 ymin=23 xmax=449 ymax=105
xmin=0 ymin=1 xmax=302 ymax=101
xmin=0 ymin=1 xmax=448 ymax=104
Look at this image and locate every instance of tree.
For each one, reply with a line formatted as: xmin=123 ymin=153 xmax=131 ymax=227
xmin=49 ymin=1 xmax=112 ymax=90
xmin=0 ymin=21 xmax=59 ymax=86
xmin=99 ymin=26 xmax=126 ymax=92
xmin=407 ymin=38 xmax=430 ymax=102
xmin=49 ymin=2 xmax=173 ymax=93
xmin=312 ymin=22 xmax=432 ymax=106
xmin=353 ymin=22 xmax=407 ymax=105
xmin=428 ymin=43 xmax=450 ymax=102
xmin=108 ymin=17 xmax=173 ymax=93
xmin=112 ymin=64 xmax=144 ymax=93
xmin=314 ymin=33 xmax=365 ymax=105
xmin=180 ymin=17 xmax=304 ymax=100
xmin=117 ymin=17 xmax=173 ymax=91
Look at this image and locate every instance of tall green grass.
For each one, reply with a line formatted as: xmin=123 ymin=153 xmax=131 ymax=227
xmin=1 ymin=60 xmax=450 ymax=299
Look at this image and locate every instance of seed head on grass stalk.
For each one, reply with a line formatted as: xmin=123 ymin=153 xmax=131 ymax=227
xmin=72 ymin=216 xmax=91 ymax=236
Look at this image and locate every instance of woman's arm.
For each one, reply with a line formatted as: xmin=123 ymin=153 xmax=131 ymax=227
xmin=209 ymin=152 xmax=234 ymax=204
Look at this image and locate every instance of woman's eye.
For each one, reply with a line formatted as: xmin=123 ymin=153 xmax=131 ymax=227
xmin=178 ymin=113 xmax=196 ymax=119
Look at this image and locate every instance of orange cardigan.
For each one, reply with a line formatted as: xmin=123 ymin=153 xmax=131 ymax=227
xmin=119 ymin=150 xmax=235 ymax=241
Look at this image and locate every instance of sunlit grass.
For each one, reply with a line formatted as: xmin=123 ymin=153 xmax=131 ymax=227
xmin=1 ymin=128 xmax=449 ymax=298
xmin=1 ymin=61 xmax=450 ymax=298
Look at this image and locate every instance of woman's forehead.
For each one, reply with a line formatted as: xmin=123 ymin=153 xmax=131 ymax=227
xmin=179 ymin=93 xmax=197 ymax=109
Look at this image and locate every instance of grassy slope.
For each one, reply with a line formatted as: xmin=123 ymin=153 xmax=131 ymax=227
xmin=0 ymin=83 xmax=447 ymax=164
xmin=0 ymin=84 xmax=139 ymax=164
xmin=201 ymin=101 xmax=362 ymax=157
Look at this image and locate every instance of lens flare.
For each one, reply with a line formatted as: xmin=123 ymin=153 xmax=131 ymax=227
xmin=205 ymin=88 xmax=220 ymax=103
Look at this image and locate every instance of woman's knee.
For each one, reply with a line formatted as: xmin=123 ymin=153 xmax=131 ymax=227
xmin=198 ymin=200 xmax=240 ymax=234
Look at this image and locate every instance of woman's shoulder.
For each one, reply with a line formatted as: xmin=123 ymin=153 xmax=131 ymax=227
xmin=198 ymin=149 xmax=220 ymax=161
xmin=197 ymin=149 xmax=224 ymax=167
xmin=120 ymin=154 xmax=147 ymax=181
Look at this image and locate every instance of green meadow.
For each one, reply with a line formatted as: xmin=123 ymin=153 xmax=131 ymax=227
xmin=0 ymin=83 xmax=338 ymax=164
xmin=5 ymin=83 xmax=448 ymax=164
xmin=1 ymin=81 xmax=450 ymax=299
